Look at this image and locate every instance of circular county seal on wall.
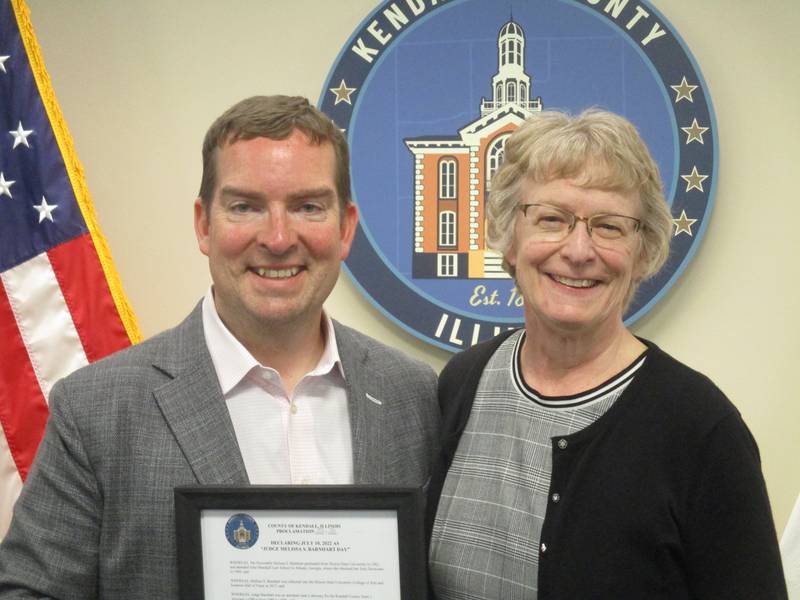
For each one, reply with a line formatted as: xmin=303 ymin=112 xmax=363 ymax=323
xmin=225 ymin=513 xmax=259 ymax=549
xmin=320 ymin=0 xmax=717 ymax=352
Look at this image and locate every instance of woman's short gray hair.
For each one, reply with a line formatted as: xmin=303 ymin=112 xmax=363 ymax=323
xmin=487 ymin=108 xmax=672 ymax=299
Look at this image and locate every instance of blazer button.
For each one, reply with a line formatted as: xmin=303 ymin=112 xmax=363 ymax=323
xmin=557 ymin=438 xmax=568 ymax=450
xmin=541 ymin=542 xmax=547 ymax=553
xmin=551 ymin=493 xmax=560 ymax=503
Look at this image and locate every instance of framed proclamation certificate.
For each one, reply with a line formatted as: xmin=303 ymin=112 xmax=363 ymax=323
xmin=174 ymin=486 xmax=426 ymax=600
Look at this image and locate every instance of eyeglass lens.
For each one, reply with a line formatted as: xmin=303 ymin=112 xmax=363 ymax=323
xmin=521 ymin=204 xmax=639 ymax=246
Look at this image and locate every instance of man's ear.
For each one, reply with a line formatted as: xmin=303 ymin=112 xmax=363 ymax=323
xmin=339 ymin=202 xmax=359 ymax=260
xmin=194 ymin=198 xmax=210 ymax=257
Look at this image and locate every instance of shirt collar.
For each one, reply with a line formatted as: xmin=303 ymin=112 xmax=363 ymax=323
xmin=201 ymin=287 xmax=344 ymax=395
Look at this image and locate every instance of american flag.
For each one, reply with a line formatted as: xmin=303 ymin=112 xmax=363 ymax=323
xmin=0 ymin=0 xmax=140 ymax=538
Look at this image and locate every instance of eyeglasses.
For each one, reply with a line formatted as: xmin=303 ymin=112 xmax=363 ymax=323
xmin=518 ymin=203 xmax=641 ymax=249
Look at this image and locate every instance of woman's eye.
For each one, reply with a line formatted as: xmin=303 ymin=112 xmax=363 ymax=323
xmin=538 ymin=214 xmax=567 ymax=225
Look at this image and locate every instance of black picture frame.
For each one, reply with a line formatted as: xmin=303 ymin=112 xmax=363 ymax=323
xmin=174 ymin=485 xmax=426 ymax=600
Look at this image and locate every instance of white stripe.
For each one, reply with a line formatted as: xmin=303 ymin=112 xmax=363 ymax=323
xmin=1 ymin=253 xmax=88 ymax=401
xmin=0 ymin=424 xmax=23 ymax=540
xmin=512 ymin=331 xmax=647 ymax=407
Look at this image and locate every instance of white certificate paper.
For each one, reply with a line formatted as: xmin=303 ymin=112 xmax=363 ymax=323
xmin=200 ymin=509 xmax=401 ymax=600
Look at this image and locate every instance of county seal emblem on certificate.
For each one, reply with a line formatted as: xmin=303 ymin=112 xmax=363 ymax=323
xmin=225 ymin=513 xmax=259 ymax=549
xmin=320 ymin=0 xmax=717 ymax=351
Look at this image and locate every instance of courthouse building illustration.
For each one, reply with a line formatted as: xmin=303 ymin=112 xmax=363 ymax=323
xmin=406 ymin=19 xmax=542 ymax=279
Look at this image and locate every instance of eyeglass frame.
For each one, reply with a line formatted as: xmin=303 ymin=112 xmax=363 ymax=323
xmin=517 ymin=203 xmax=642 ymax=246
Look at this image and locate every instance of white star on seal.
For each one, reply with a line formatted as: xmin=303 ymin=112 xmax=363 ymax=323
xmin=672 ymin=210 xmax=698 ymax=237
xmin=329 ymin=80 xmax=356 ymax=105
xmin=10 ymin=121 xmax=33 ymax=149
xmin=681 ymin=118 xmax=709 ymax=145
xmin=0 ymin=172 xmax=15 ymax=198
xmin=0 ymin=56 xmax=9 ymax=74
xmin=33 ymin=196 xmax=58 ymax=223
xmin=670 ymin=77 xmax=697 ymax=103
xmin=681 ymin=166 xmax=708 ymax=193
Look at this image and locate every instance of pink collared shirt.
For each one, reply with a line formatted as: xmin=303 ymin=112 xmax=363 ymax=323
xmin=201 ymin=289 xmax=354 ymax=484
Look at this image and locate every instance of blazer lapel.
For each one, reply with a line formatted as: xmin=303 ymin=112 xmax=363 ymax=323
xmin=152 ymin=306 xmax=249 ymax=486
xmin=335 ymin=321 xmax=385 ymax=484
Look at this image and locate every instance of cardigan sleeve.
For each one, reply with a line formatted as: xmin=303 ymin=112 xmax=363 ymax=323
xmin=682 ymin=411 xmax=787 ymax=598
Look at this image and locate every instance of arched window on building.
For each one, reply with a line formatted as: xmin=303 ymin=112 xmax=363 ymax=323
xmin=484 ymin=134 xmax=511 ymax=252
xmin=496 ymin=82 xmax=503 ymax=104
xmin=519 ymin=82 xmax=527 ymax=101
xmin=439 ymin=210 xmax=456 ymax=247
xmin=513 ymin=39 xmax=522 ymax=65
xmin=438 ymin=158 xmax=457 ymax=199
xmin=507 ymin=81 xmax=516 ymax=104
xmin=486 ymin=134 xmax=510 ymax=194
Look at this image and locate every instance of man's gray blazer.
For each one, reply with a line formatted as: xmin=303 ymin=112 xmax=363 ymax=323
xmin=0 ymin=305 xmax=440 ymax=599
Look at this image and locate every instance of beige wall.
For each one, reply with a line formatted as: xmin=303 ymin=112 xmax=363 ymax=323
xmin=27 ymin=0 xmax=800 ymax=533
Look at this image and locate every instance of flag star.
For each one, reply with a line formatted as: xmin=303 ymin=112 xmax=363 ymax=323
xmin=681 ymin=118 xmax=709 ymax=144
xmin=670 ymin=77 xmax=697 ymax=103
xmin=10 ymin=121 xmax=34 ymax=149
xmin=681 ymin=166 xmax=708 ymax=192
xmin=672 ymin=210 xmax=698 ymax=237
xmin=0 ymin=55 xmax=9 ymax=74
xmin=0 ymin=172 xmax=15 ymax=198
xmin=329 ymin=79 xmax=356 ymax=105
xmin=33 ymin=196 xmax=58 ymax=223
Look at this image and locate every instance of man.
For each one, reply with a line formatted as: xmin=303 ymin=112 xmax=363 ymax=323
xmin=0 ymin=96 xmax=439 ymax=598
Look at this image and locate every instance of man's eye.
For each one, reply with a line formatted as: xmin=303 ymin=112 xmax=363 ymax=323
xmin=230 ymin=203 xmax=253 ymax=213
xmin=297 ymin=203 xmax=327 ymax=218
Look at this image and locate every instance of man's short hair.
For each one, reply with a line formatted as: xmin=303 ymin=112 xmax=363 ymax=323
xmin=198 ymin=95 xmax=351 ymax=210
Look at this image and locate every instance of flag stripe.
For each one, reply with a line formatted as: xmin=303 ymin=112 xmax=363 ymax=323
xmin=0 ymin=279 xmax=49 ymax=478
xmin=48 ymin=233 xmax=131 ymax=363
xmin=1 ymin=253 xmax=88 ymax=400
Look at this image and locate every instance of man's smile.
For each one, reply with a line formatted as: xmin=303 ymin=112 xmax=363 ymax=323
xmin=252 ymin=266 xmax=302 ymax=279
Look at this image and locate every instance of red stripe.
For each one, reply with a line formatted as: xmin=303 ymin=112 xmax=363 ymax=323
xmin=0 ymin=280 xmax=49 ymax=481
xmin=47 ymin=234 xmax=132 ymax=363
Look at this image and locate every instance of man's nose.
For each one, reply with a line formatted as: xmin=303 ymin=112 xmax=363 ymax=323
xmin=256 ymin=209 xmax=297 ymax=254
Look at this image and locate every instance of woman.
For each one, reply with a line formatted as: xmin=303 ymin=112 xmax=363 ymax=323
xmin=427 ymin=109 xmax=786 ymax=599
